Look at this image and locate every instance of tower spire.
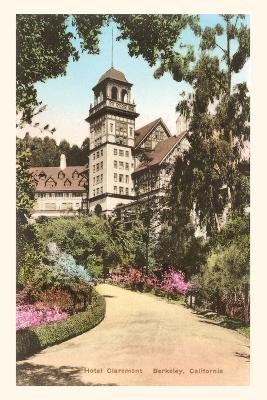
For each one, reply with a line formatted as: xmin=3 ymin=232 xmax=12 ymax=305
xmin=111 ymin=27 xmax=114 ymax=68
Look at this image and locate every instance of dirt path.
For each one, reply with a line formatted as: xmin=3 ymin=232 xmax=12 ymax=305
xmin=16 ymin=284 xmax=249 ymax=386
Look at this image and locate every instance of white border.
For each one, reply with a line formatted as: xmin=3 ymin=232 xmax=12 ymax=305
xmin=2 ymin=1 xmax=265 ymax=400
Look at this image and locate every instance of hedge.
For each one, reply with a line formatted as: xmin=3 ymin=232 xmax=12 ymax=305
xmin=16 ymin=289 xmax=106 ymax=360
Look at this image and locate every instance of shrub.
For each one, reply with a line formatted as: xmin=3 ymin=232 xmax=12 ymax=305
xmin=16 ymin=290 xmax=106 ymax=360
xmin=16 ymin=304 xmax=69 ymax=331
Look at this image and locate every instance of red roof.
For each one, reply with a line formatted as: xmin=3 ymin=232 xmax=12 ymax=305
xmin=28 ymin=166 xmax=87 ymax=192
xmin=133 ymin=133 xmax=187 ymax=174
xmin=134 ymin=118 xmax=171 ymax=148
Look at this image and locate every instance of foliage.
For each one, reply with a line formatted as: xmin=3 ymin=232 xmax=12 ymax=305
xmin=168 ymin=15 xmax=250 ymax=236
xmin=114 ymin=14 xmax=200 ymax=67
xmin=199 ymin=214 xmax=249 ymax=321
xmin=16 ymin=303 xmax=69 ymax=331
xmin=16 ymin=15 xmax=78 ymax=123
xmin=16 ymin=290 xmax=106 ymax=360
xmin=161 ymin=269 xmax=192 ymax=296
xmin=37 ymin=215 xmax=136 ymax=276
xmin=16 ymin=222 xmax=45 ymax=288
xmin=16 ymin=138 xmax=35 ymax=220
xmin=16 ymin=135 xmax=89 ymax=167
xmin=47 ymin=242 xmax=92 ymax=284
xmin=109 ymin=265 xmax=192 ymax=296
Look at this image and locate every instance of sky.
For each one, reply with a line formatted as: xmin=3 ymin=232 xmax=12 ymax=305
xmin=16 ymin=14 xmax=250 ymax=146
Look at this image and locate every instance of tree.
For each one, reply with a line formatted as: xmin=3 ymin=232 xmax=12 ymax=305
xmin=17 ymin=14 xmax=108 ymax=123
xmin=200 ymin=214 xmax=250 ymax=322
xmin=163 ymin=15 xmax=250 ymax=236
xmin=16 ymin=139 xmax=35 ymax=222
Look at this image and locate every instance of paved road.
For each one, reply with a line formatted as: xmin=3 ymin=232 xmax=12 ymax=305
xmin=16 ymin=284 xmax=249 ymax=386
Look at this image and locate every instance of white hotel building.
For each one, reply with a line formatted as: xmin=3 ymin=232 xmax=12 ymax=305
xmin=29 ymin=67 xmax=189 ymax=217
xmin=85 ymin=67 xmax=189 ymax=214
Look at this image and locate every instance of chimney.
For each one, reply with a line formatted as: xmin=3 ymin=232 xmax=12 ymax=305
xmin=60 ymin=154 xmax=66 ymax=170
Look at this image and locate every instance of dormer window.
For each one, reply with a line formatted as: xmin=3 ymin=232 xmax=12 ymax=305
xmin=58 ymin=171 xmax=65 ymax=179
xmin=39 ymin=171 xmax=47 ymax=180
xmin=45 ymin=177 xmax=57 ymax=188
xmin=64 ymin=178 xmax=71 ymax=187
xmin=72 ymin=170 xmax=79 ymax=179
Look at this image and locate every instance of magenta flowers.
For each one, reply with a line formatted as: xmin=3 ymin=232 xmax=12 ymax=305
xmin=110 ymin=266 xmax=191 ymax=296
xmin=16 ymin=303 xmax=69 ymax=331
xmin=161 ymin=269 xmax=192 ymax=296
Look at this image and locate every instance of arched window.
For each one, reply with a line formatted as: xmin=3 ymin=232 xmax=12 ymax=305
xmin=121 ymin=89 xmax=128 ymax=102
xmin=111 ymin=86 xmax=118 ymax=100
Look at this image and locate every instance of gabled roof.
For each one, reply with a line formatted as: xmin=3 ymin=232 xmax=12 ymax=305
xmin=28 ymin=166 xmax=87 ymax=192
xmin=134 ymin=117 xmax=171 ymax=148
xmin=133 ymin=131 xmax=187 ymax=174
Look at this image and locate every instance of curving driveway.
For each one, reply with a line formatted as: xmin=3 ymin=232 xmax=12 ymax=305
xmin=16 ymin=284 xmax=249 ymax=386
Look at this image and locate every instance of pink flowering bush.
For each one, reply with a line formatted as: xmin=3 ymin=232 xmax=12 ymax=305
xmin=160 ymin=269 xmax=192 ymax=297
xmin=16 ymin=303 xmax=69 ymax=331
xmin=110 ymin=266 xmax=191 ymax=297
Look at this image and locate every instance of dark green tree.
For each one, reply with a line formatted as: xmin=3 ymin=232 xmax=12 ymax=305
xmin=16 ymin=139 xmax=35 ymax=222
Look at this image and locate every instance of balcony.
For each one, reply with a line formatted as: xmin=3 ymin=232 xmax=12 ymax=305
xmin=89 ymin=98 xmax=137 ymax=117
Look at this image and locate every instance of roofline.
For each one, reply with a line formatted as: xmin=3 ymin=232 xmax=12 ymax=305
xmin=92 ymin=77 xmax=133 ymax=91
xmin=134 ymin=118 xmax=171 ymax=149
xmin=158 ymin=130 xmax=188 ymax=166
xmin=132 ymin=130 xmax=189 ymax=175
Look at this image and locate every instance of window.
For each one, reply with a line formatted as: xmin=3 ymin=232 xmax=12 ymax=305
xmin=100 ymin=161 xmax=103 ymax=169
xmin=110 ymin=123 xmax=114 ymax=132
xmin=93 ymin=177 xmax=95 ymax=185
xmin=130 ymin=127 xmax=133 ymax=136
xmin=100 ymin=174 xmax=103 ymax=183
xmin=111 ymin=87 xmax=118 ymax=100
xmin=96 ymin=175 xmax=100 ymax=184
xmin=121 ymin=89 xmax=128 ymax=102
xmin=96 ymin=151 xmax=99 ymax=158
xmin=125 ymin=175 xmax=129 ymax=183
xmin=114 ymin=160 xmax=118 ymax=168
xmin=93 ymin=153 xmax=95 ymax=160
xmin=114 ymin=148 xmax=117 ymax=155
xmin=119 ymin=161 xmax=124 ymax=170
xmin=96 ymin=163 xmax=100 ymax=171
xmin=100 ymin=187 xmax=103 ymax=194
xmin=125 ymin=151 xmax=129 ymax=157
xmin=93 ymin=165 xmax=95 ymax=173
xmin=96 ymin=188 xmax=99 ymax=195
xmin=114 ymin=173 xmax=117 ymax=182
xmin=45 ymin=203 xmax=56 ymax=210
xmin=119 ymin=174 xmax=124 ymax=183
xmin=119 ymin=187 xmax=124 ymax=195
xmin=125 ymin=162 xmax=129 ymax=170
xmin=125 ymin=188 xmax=129 ymax=195
xmin=119 ymin=149 xmax=124 ymax=157
xmin=114 ymin=186 xmax=117 ymax=194
xmin=100 ymin=149 xmax=103 ymax=157
xmin=93 ymin=190 xmax=95 ymax=197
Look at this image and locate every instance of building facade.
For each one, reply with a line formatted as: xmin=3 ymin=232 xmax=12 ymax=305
xmin=86 ymin=67 xmax=189 ymax=214
xmin=85 ymin=68 xmax=139 ymax=214
xmin=29 ymin=154 xmax=88 ymax=218
xmin=28 ymin=67 xmax=189 ymax=218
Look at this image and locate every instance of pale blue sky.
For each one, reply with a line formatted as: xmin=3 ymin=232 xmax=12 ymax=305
xmin=17 ymin=14 xmax=250 ymax=146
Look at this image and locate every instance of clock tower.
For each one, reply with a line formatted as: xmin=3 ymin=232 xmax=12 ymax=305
xmin=86 ymin=67 xmax=139 ymax=214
